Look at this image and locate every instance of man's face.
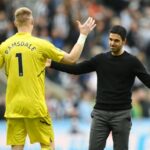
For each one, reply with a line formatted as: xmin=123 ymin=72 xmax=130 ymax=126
xmin=109 ymin=33 xmax=126 ymax=54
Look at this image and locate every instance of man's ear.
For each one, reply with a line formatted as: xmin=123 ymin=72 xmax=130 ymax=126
xmin=31 ymin=17 xmax=34 ymax=25
xmin=14 ymin=20 xmax=17 ymax=27
xmin=124 ymin=38 xmax=127 ymax=45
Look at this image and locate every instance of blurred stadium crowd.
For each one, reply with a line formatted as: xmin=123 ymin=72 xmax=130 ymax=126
xmin=0 ymin=0 xmax=150 ymax=126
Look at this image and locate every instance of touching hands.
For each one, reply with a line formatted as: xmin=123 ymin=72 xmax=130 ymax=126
xmin=46 ymin=59 xmax=51 ymax=67
xmin=77 ymin=17 xmax=96 ymax=36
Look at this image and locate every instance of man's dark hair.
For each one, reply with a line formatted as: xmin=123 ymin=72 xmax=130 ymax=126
xmin=110 ymin=25 xmax=127 ymax=41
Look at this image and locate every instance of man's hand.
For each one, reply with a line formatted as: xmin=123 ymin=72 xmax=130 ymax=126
xmin=46 ymin=59 xmax=51 ymax=67
xmin=77 ymin=17 xmax=96 ymax=36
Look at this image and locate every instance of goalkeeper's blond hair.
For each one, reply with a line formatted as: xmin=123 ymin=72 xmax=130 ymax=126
xmin=14 ymin=7 xmax=33 ymax=26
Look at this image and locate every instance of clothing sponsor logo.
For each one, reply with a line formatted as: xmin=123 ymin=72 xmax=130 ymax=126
xmin=40 ymin=120 xmax=50 ymax=126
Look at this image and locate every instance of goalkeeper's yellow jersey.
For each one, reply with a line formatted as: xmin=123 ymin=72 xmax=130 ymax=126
xmin=0 ymin=32 xmax=64 ymax=118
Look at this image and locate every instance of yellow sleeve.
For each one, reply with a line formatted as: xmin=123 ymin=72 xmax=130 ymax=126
xmin=0 ymin=45 xmax=4 ymax=68
xmin=40 ymin=39 xmax=65 ymax=62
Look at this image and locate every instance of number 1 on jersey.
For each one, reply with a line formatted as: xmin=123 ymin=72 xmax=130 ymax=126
xmin=16 ymin=53 xmax=23 ymax=76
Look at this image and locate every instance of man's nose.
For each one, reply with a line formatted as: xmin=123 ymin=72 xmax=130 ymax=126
xmin=111 ymin=41 xmax=115 ymax=45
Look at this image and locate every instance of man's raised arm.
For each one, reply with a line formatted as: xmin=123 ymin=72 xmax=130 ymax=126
xmin=60 ymin=17 xmax=96 ymax=64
